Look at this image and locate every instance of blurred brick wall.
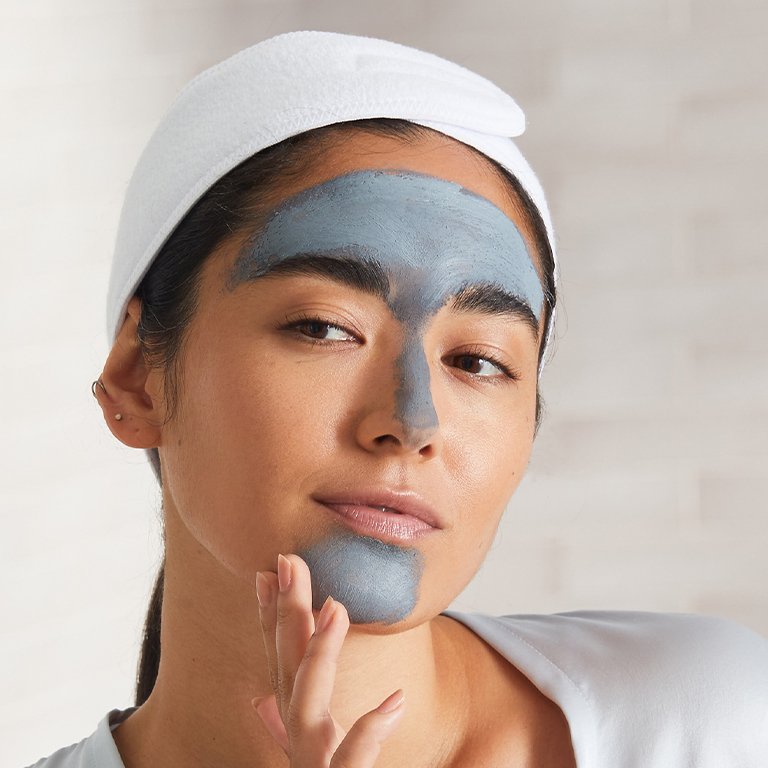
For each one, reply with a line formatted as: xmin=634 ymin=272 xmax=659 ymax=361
xmin=1 ymin=1 xmax=766 ymax=763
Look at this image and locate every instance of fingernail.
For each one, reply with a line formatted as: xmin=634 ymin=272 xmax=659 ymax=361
xmin=256 ymin=572 xmax=272 ymax=608
xmin=376 ymin=689 xmax=405 ymax=714
xmin=277 ymin=554 xmax=292 ymax=593
xmin=251 ymin=695 xmax=266 ymax=710
xmin=315 ymin=595 xmax=335 ymax=633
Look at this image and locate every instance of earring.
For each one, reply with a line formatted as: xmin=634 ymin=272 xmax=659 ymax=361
xmin=91 ymin=378 xmax=107 ymax=398
xmin=114 ymin=413 xmax=123 ymax=421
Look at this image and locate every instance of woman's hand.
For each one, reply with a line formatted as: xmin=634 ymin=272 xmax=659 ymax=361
xmin=253 ymin=553 xmax=406 ymax=766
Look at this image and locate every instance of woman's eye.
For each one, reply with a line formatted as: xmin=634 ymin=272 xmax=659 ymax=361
xmin=283 ymin=316 xmax=357 ymax=343
xmin=449 ymin=352 xmax=518 ymax=381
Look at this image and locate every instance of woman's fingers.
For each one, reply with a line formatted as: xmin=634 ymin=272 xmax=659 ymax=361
xmin=289 ymin=595 xmax=349 ymax=733
xmin=256 ymin=569 xmax=280 ymax=696
xmin=257 ymin=553 xmax=406 ymax=765
xmin=257 ymin=554 xmax=317 ymax=724
xmin=329 ymin=690 xmax=406 ymax=768
xmin=275 ymin=554 xmax=316 ymax=710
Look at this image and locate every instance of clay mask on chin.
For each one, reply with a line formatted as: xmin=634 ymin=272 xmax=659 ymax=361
xmin=230 ymin=169 xmax=543 ymax=624
xmin=298 ymin=530 xmax=423 ymax=624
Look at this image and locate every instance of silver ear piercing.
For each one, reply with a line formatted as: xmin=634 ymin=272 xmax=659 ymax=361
xmin=91 ymin=378 xmax=107 ymax=398
xmin=114 ymin=413 xmax=123 ymax=421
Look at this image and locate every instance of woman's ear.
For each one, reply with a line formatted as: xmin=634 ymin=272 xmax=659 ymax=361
xmin=94 ymin=296 xmax=165 ymax=449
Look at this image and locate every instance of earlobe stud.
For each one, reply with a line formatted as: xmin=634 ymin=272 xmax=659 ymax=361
xmin=114 ymin=414 xmax=123 ymax=421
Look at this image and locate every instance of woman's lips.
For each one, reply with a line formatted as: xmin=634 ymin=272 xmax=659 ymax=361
xmin=316 ymin=501 xmax=437 ymax=542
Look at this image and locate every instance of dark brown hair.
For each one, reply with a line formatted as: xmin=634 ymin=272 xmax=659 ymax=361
xmin=133 ymin=118 xmax=557 ymax=706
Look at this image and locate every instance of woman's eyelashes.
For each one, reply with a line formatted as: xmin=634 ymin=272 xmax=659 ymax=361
xmin=453 ymin=346 xmax=520 ymax=382
xmin=280 ymin=316 xmax=361 ymax=344
xmin=278 ymin=314 xmax=520 ymax=383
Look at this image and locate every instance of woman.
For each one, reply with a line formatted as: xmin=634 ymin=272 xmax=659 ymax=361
xmin=31 ymin=30 xmax=767 ymax=768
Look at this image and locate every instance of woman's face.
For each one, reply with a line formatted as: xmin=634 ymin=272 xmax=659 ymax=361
xmin=155 ymin=130 xmax=545 ymax=630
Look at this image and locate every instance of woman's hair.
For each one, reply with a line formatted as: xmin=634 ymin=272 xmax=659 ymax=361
xmin=133 ymin=117 xmax=557 ymax=706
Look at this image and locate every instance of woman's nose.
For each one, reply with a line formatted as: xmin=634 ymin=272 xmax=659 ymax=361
xmin=354 ymin=336 xmax=443 ymax=459
xmin=356 ymin=414 xmax=443 ymax=459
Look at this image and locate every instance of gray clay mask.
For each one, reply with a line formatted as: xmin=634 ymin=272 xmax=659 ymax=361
xmin=229 ymin=169 xmax=543 ymax=624
xmin=298 ymin=531 xmax=424 ymax=625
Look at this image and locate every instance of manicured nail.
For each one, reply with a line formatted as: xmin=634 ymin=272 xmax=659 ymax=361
xmin=277 ymin=554 xmax=292 ymax=593
xmin=255 ymin=572 xmax=272 ymax=608
xmin=376 ymin=689 xmax=405 ymax=714
xmin=315 ymin=595 xmax=336 ymax=633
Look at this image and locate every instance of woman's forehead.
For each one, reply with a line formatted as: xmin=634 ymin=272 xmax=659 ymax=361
xmin=227 ymin=169 xmax=544 ymax=323
xmin=267 ymin=129 xmax=539 ymax=251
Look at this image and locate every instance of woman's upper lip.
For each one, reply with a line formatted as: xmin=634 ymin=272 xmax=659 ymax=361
xmin=312 ymin=488 xmax=444 ymax=529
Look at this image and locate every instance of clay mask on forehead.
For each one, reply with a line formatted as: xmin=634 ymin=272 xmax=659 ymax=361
xmin=229 ymin=168 xmax=543 ymax=624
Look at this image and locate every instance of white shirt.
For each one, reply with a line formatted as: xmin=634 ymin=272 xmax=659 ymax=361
xmin=26 ymin=610 xmax=768 ymax=767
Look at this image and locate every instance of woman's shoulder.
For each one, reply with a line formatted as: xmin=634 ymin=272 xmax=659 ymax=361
xmin=25 ymin=708 xmax=133 ymax=768
xmin=445 ymin=608 xmax=768 ymax=682
xmin=26 ymin=739 xmax=90 ymax=768
xmin=443 ymin=609 xmax=768 ymax=766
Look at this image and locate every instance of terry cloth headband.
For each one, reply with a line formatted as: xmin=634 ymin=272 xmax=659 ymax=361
xmin=108 ymin=29 xmax=558 ymax=367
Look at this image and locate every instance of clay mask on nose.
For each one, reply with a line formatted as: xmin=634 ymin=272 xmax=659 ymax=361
xmin=229 ymin=168 xmax=543 ymax=440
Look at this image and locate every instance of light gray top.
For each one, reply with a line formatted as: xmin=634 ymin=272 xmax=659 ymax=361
xmin=26 ymin=610 xmax=768 ymax=768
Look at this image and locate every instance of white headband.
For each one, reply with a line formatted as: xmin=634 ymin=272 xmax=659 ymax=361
xmin=109 ymin=30 xmax=558 ymax=364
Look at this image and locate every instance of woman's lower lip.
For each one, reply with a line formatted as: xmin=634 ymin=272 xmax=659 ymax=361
xmin=317 ymin=501 xmax=436 ymax=542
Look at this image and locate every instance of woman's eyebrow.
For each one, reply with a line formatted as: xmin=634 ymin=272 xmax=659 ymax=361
xmin=448 ymin=284 xmax=539 ymax=338
xmin=228 ymin=250 xmax=390 ymax=300
xmin=230 ymin=251 xmax=538 ymax=336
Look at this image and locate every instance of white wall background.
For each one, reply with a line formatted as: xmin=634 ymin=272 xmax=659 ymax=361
xmin=1 ymin=1 xmax=766 ymax=764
